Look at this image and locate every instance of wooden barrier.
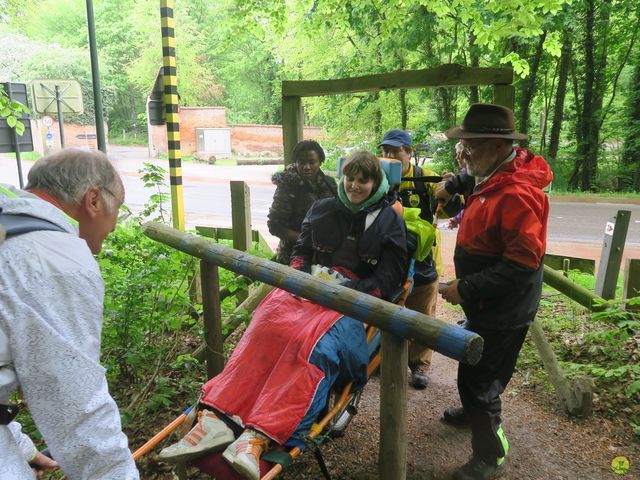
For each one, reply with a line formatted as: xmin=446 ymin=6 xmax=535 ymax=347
xmin=543 ymin=264 xmax=605 ymax=311
xmin=529 ymin=322 xmax=594 ymax=417
xmin=623 ymin=259 xmax=640 ymax=311
xmin=230 ymin=181 xmax=252 ymax=251
xmin=200 ymin=261 xmax=224 ymax=378
xmin=379 ymin=333 xmax=408 ymax=478
xmin=545 ymin=254 xmax=595 ymax=275
xmin=143 ymin=221 xmax=483 ymax=365
xmin=144 ymin=221 xmax=483 ymax=479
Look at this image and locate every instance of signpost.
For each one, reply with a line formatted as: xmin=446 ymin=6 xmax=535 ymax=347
xmin=0 ymin=82 xmax=34 ymax=188
xmin=595 ymin=210 xmax=632 ymax=299
xmin=31 ymin=79 xmax=83 ymax=148
xmin=159 ymin=0 xmax=185 ymax=230
xmin=85 ymin=0 xmax=106 ymax=153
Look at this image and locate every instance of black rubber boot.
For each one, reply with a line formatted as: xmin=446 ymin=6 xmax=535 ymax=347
xmin=442 ymin=407 xmax=470 ymax=427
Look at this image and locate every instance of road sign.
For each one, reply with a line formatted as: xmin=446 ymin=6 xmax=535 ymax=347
xmin=45 ymin=132 xmax=54 ymax=141
xmin=42 ymin=115 xmax=54 ymax=127
xmin=31 ymin=79 xmax=83 ymax=115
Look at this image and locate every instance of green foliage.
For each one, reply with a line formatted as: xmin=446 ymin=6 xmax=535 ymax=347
xmin=519 ymin=274 xmax=640 ymax=435
xmin=99 ymin=222 xmax=198 ymax=384
xmin=0 ymin=84 xmax=30 ymax=135
xmin=96 ymin=161 xmax=266 ymax=425
xmin=138 ymin=162 xmax=171 ymax=224
xmin=4 ymin=0 xmax=640 ymax=193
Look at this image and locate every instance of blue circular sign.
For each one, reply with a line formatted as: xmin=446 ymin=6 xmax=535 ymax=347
xmin=45 ymin=132 xmax=54 ymax=140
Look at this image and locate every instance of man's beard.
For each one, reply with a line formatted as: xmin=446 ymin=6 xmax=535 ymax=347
xmin=466 ymin=161 xmax=483 ymax=177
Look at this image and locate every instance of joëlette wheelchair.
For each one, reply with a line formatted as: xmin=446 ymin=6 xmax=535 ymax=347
xmin=133 ymin=158 xmax=440 ymax=479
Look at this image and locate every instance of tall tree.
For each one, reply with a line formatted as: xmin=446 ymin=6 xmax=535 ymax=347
xmin=569 ymin=0 xmax=638 ymax=190
xmin=621 ymin=49 xmax=640 ymax=190
xmin=547 ymin=34 xmax=572 ymax=167
xmin=517 ymin=31 xmax=547 ymax=149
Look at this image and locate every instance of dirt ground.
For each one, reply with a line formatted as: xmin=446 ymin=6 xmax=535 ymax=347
xmin=278 ymin=301 xmax=639 ymax=480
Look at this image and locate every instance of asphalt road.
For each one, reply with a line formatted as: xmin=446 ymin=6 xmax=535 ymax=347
xmin=2 ymin=146 xmax=639 ymax=253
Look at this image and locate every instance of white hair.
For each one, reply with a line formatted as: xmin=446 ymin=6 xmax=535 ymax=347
xmin=26 ymin=148 xmax=121 ymax=213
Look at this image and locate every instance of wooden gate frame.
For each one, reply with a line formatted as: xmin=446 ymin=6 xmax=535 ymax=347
xmin=282 ymin=63 xmax=514 ymax=165
xmin=280 ymin=63 xmax=513 ymax=479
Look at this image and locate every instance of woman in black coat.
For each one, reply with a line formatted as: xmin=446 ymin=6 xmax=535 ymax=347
xmin=267 ymin=140 xmax=337 ymax=264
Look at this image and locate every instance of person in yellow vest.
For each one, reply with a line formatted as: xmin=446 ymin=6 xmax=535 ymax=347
xmin=379 ymin=130 xmax=447 ymax=389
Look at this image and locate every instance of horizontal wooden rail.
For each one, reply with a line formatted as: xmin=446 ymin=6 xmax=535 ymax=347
xmin=143 ymin=222 xmax=483 ymax=365
xmin=282 ymin=64 xmax=513 ymax=97
xmin=543 ymin=264 xmax=605 ymax=311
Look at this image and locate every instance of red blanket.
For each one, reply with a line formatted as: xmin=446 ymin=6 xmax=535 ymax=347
xmin=200 ymin=288 xmax=342 ymax=444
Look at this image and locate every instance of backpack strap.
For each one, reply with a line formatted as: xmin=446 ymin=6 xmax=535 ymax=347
xmin=0 ymin=213 xmax=66 ymax=237
xmin=399 ymin=165 xmax=442 ymax=220
xmin=400 ymin=165 xmax=443 ymax=192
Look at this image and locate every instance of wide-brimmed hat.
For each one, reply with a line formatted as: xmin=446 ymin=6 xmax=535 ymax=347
xmin=445 ymin=103 xmax=527 ymax=140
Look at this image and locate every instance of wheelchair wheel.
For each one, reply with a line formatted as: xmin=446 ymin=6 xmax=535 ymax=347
xmin=326 ymin=390 xmax=362 ymax=438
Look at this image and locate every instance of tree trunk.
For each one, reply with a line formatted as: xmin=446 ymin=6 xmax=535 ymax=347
xmin=578 ymin=0 xmax=598 ymax=191
xmin=469 ymin=32 xmax=479 ymax=104
xmin=622 ymin=54 xmax=640 ymax=190
xmin=373 ymin=91 xmax=382 ymax=140
xmin=399 ymin=88 xmax=408 ymax=130
xmin=434 ymin=88 xmax=457 ymax=169
xmin=568 ymin=60 xmax=582 ymax=190
xmin=547 ymin=37 xmax=572 ymax=167
xmin=518 ymin=31 xmax=547 ymax=149
xmin=578 ymin=0 xmax=611 ymax=191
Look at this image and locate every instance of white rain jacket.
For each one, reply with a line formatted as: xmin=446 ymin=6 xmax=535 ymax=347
xmin=0 ymin=185 xmax=138 ymax=479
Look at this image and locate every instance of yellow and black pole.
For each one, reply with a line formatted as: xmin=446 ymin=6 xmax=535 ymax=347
xmin=160 ymin=0 xmax=185 ymax=230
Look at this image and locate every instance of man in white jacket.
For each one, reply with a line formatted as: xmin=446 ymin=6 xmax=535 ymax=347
xmin=0 ymin=149 xmax=139 ymax=479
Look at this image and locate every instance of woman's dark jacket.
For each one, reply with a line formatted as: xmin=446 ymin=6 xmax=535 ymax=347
xmin=267 ymin=164 xmax=337 ymax=264
xmin=290 ymin=194 xmax=408 ymax=300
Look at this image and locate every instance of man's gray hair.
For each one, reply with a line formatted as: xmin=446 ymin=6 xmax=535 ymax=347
xmin=26 ymin=148 xmax=121 ymax=212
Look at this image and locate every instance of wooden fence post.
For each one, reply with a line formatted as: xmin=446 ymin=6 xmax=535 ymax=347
xmin=200 ymin=260 xmax=225 ymax=378
xmin=595 ymin=210 xmax=631 ymax=299
xmin=624 ymin=259 xmax=640 ymax=311
xmin=544 ymin=254 xmax=596 ymax=275
xmin=493 ymin=84 xmax=515 ymax=109
xmin=230 ymin=180 xmax=252 ymax=252
xmin=282 ymin=95 xmax=303 ymax=166
xmin=529 ymin=322 xmax=593 ymax=417
xmin=379 ymin=332 xmax=408 ymax=479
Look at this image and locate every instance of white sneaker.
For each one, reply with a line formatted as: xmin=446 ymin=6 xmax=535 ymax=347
xmin=222 ymin=430 xmax=268 ymax=480
xmin=158 ymin=409 xmax=235 ymax=463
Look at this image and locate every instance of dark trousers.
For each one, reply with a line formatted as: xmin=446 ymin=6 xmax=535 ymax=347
xmin=457 ymin=324 xmax=530 ymax=463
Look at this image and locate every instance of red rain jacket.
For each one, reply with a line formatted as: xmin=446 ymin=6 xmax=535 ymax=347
xmin=456 ymin=148 xmax=553 ymax=330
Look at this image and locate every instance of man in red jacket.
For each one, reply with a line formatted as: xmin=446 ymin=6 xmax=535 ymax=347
xmin=437 ymin=104 xmax=552 ymax=480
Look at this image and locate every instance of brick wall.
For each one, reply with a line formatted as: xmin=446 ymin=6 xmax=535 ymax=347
xmin=149 ymin=106 xmax=227 ymax=156
xmin=230 ymin=125 xmax=324 ymax=154
xmin=149 ymin=105 xmax=325 ymax=156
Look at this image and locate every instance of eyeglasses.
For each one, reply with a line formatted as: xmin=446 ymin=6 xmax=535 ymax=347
xmin=100 ymin=185 xmax=124 ymax=205
xmin=461 ymin=138 xmax=492 ymax=157
xmin=99 ymin=186 xmax=129 ymax=222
